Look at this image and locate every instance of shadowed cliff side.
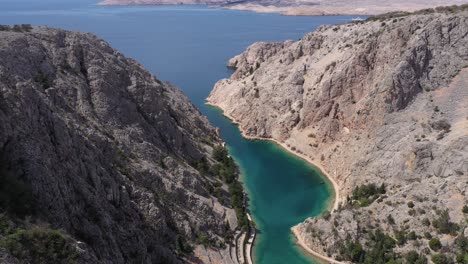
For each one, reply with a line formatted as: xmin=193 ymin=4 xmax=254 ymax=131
xmin=0 ymin=26 xmax=240 ymax=264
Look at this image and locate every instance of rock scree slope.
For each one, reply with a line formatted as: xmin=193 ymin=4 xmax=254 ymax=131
xmin=208 ymin=8 xmax=468 ymax=263
xmin=0 ymin=26 xmax=240 ymax=264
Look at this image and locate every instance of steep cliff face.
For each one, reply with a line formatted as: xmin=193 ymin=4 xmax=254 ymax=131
xmin=0 ymin=26 xmax=238 ymax=263
xmin=208 ymin=9 xmax=468 ymax=262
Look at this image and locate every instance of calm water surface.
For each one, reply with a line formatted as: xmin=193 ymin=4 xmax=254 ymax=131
xmin=0 ymin=2 xmax=350 ymax=263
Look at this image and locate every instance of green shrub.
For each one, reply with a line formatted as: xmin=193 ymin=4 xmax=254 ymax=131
xmin=405 ymin=250 xmax=427 ymax=264
xmin=212 ymin=146 xmax=228 ymax=162
xmin=431 ymin=253 xmax=453 ymax=264
xmin=456 ymin=253 xmax=468 ymax=264
xmin=424 ymin=232 xmax=432 ymax=239
xmin=407 ymin=231 xmax=417 ymax=240
xmin=175 ymin=235 xmax=193 ymax=255
xmin=0 ymin=214 xmax=13 ymax=236
xmin=462 ymin=205 xmax=468 ymax=214
xmin=455 ymin=235 xmax=468 ymax=264
xmin=364 ymin=229 xmax=396 ymax=263
xmin=432 ymin=210 xmax=459 ymax=235
xmin=407 ymin=201 xmax=415 ymax=208
xmin=0 ymin=228 xmax=78 ymax=263
xmin=422 ymin=218 xmax=430 ymax=226
xmin=193 ymin=158 xmax=209 ymax=175
xmin=350 ymin=183 xmax=385 ymax=207
xmin=394 ymin=229 xmax=407 ymax=246
xmin=196 ymin=232 xmax=210 ymax=247
xmin=429 ymin=238 xmax=442 ymax=251
xmin=343 ymin=240 xmax=365 ymax=262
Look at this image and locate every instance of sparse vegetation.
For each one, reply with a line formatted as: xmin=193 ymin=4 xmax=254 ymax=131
xmin=462 ymin=205 xmax=468 ymax=214
xmin=0 ymin=228 xmax=78 ymax=263
xmin=387 ymin=214 xmax=395 ymax=225
xmin=348 ymin=183 xmax=386 ymax=207
xmin=0 ymin=24 xmax=33 ymax=32
xmin=429 ymin=237 xmax=442 ymax=251
xmin=175 ymin=235 xmax=193 ymax=255
xmin=431 ymin=253 xmax=453 ymax=264
xmin=338 ymin=229 xmax=397 ymax=263
xmin=432 ymin=210 xmax=459 ymax=235
xmin=405 ymin=250 xmax=427 ymax=264
xmin=455 ymin=234 xmax=468 ymax=263
xmin=366 ymin=4 xmax=468 ymax=22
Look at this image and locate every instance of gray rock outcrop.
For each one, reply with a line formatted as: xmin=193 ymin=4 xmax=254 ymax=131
xmin=0 ymin=26 xmax=237 ymax=263
xmin=208 ymin=9 xmax=468 ymax=262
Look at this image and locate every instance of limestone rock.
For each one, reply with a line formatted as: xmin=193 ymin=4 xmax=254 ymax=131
xmin=0 ymin=27 xmax=236 ymax=263
xmin=208 ymin=9 xmax=468 ymax=261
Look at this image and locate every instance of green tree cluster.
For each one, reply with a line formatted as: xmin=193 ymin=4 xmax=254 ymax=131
xmin=349 ymin=183 xmax=386 ymax=207
xmin=211 ymin=146 xmax=249 ymax=229
xmin=338 ymin=229 xmax=398 ymax=264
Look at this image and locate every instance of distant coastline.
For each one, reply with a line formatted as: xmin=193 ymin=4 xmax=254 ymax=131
xmin=97 ymin=0 xmax=467 ymax=16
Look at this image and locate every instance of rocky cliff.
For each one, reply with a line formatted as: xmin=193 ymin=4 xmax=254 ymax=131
xmin=0 ymin=26 xmax=240 ymax=264
xmin=208 ymin=8 xmax=468 ymax=263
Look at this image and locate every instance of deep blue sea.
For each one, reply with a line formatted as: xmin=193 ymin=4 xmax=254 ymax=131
xmin=0 ymin=2 xmax=351 ymax=263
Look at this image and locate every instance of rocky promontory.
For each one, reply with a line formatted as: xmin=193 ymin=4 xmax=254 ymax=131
xmin=0 ymin=26 xmax=244 ymax=263
xmin=208 ymin=7 xmax=468 ymax=263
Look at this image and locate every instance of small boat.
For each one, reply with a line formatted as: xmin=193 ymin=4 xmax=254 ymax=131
xmin=352 ymin=17 xmax=365 ymax=21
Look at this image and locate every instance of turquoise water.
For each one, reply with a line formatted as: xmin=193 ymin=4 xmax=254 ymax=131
xmin=0 ymin=3 xmax=348 ymax=263
xmin=207 ymin=108 xmax=333 ymax=264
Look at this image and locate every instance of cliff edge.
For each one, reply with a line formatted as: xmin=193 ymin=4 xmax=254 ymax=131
xmin=208 ymin=7 xmax=468 ymax=263
xmin=0 ymin=26 xmax=240 ymax=264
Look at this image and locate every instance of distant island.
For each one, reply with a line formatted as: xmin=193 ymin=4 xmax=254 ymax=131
xmin=98 ymin=0 xmax=468 ymax=16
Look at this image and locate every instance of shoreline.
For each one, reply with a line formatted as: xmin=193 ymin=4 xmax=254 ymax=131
xmin=206 ymin=102 xmax=340 ymax=212
xmin=291 ymin=225 xmax=345 ymax=264
xmin=96 ymin=2 xmax=465 ymax=17
xmin=206 ymin=101 xmax=342 ymax=264
xmin=96 ymin=1 xmax=375 ymax=16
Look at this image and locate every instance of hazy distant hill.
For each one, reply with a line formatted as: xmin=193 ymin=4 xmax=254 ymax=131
xmin=98 ymin=0 xmax=468 ymax=16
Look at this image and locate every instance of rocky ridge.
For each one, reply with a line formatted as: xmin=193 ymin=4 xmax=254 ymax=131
xmin=0 ymin=26 xmax=241 ymax=264
xmin=208 ymin=8 xmax=468 ymax=263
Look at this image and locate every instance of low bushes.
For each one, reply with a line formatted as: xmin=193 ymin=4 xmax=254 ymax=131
xmin=0 ymin=228 xmax=78 ymax=263
xmin=348 ymin=183 xmax=385 ymax=207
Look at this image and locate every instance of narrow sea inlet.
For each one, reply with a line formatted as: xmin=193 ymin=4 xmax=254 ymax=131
xmin=205 ymin=106 xmax=333 ymax=264
xmin=0 ymin=2 xmax=350 ymax=262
